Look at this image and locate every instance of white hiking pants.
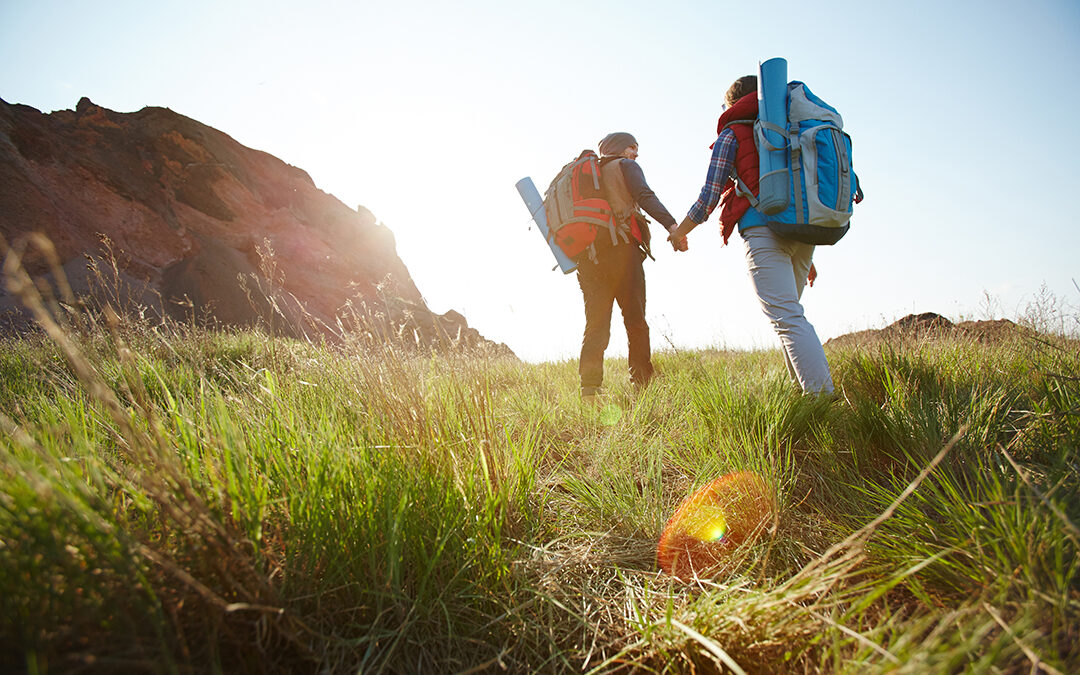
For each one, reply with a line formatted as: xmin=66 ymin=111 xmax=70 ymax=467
xmin=741 ymin=226 xmax=834 ymax=394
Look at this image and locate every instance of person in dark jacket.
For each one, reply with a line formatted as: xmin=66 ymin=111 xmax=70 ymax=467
xmin=577 ymin=132 xmax=685 ymax=400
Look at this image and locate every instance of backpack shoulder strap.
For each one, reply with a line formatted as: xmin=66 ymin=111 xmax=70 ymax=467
xmin=718 ymin=121 xmax=759 ymax=208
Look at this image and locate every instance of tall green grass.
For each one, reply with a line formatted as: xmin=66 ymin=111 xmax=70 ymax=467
xmin=1 ymin=262 xmax=1077 ymax=672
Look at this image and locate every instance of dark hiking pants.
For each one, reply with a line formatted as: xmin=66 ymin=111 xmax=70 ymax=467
xmin=576 ymin=243 xmax=653 ymax=395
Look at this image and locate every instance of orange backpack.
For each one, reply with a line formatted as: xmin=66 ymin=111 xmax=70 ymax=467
xmin=543 ymin=150 xmax=629 ymax=260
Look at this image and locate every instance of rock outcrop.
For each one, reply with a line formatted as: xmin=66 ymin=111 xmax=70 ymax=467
xmin=0 ymin=97 xmax=506 ymax=353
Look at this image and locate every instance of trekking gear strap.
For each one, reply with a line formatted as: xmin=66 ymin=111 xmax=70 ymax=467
xmin=755 ymin=121 xmax=788 ymax=152
xmin=731 ymin=170 xmax=759 ymax=208
xmin=789 ymin=124 xmax=803 ymax=224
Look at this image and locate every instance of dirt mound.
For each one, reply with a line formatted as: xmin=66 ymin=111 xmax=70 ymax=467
xmin=825 ymin=312 xmax=1035 ymax=349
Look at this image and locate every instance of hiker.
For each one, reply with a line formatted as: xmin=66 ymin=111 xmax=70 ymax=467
xmin=669 ymin=76 xmax=856 ymax=394
xmin=577 ymin=132 xmax=684 ymax=400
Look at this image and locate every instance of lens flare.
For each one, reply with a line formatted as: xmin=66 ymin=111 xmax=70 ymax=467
xmin=657 ymin=471 xmax=775 ymax=580
xmin=681 ymin=503 xmax=727 ymax=542
xmin=599 ymin=404 xmax=622 ymax=426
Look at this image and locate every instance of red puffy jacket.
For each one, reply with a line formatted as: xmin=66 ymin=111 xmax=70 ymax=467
xmin=713 ymin=93 xmax=758 ymax=244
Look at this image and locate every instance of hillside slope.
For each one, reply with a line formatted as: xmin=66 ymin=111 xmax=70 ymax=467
xmin=0 ymin=97 xmax=501 ymax=351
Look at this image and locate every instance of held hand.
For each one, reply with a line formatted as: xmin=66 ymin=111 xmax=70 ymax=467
xmin=668 ymin=232 xmax=689 ymax=252
xmin=808 ymin=263 xmax=818 ymax=288
xmin=670 ymin=215 xmax=696 ymax=240
xmin=667 ymin=216 xmax=696 ymax=252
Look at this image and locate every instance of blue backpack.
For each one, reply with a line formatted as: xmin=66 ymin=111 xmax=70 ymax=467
xmin=755 ymin=80 xmax=859 ymax=245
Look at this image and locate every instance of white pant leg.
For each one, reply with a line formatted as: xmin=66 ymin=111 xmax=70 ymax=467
xmin=742 ymin=226 xmax=833 ymax=394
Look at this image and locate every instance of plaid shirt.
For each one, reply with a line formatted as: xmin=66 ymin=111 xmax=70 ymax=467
xmin=687 ymin=129 xmax=737 ymax=224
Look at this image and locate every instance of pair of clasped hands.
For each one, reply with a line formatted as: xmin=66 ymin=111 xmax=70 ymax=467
xmin=667 ymin=230 xmax=689 ymax=252
xmin=666 ymin=219 xmax=691 ymax=253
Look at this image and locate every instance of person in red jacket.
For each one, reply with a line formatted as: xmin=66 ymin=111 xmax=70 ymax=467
xmin=669 ymin=76 xmax=836 ymax=393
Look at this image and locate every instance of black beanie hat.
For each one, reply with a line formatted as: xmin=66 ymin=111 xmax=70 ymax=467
xmin=598 ymin=132 xmax=637 ymax=157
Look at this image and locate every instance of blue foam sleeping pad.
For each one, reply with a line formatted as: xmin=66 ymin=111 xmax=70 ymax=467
xmin=756 ymin=57 xmax=790 ymax=215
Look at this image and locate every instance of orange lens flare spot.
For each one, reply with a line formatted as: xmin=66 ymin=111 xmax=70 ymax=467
xmin=681 ymin=504 xmax=727 ymax=541
xmin=657 ymin=471 xmax=775 ymax=580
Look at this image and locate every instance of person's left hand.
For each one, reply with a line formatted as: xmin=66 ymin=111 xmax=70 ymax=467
xmin=808 ymin=263 xmax=818 ymax=287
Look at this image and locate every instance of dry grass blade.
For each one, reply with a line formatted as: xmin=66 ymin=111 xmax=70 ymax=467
xmin=453 ymin=648 xmax=508 ymax=675
xmin=669 ymin=619 xmax=747 ymax=675
xmin=983 ymin=603 xmax=1063 ymax=675
xmin=582 ymin=639 xmax=647 ymax=675
xmin=806 ymin=607 xmax=900 ymax=664
xmin=134 ymin=543 xmax=233 ymax=611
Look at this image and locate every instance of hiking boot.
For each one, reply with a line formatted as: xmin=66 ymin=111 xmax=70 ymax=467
xmin=581 ymin=386 xmax=600 ymax=406
xmin=632 ymin=370 xmax=660 ymax=391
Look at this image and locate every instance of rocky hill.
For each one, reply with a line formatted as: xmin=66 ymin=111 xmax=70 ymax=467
xmin=824 ymin=312 xmax=1035 ymax=349
xmin=0 ymin=97 xmax=504 ymax=352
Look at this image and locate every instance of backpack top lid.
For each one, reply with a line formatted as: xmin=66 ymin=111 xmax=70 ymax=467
xmin=787 ymin=82 xmax=843 ymax=127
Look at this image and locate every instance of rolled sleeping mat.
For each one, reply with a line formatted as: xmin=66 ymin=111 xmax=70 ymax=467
xmin=756 ymin=57 xmax=790 ymax=215
xmin=515 ymin=177 xmax=578 ymax=274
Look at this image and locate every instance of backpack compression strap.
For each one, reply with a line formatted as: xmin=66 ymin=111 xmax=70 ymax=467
xmin=787 ymin=124 xmax=803 ymax=224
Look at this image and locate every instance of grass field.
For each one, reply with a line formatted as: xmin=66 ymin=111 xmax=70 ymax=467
xmin=1 ymin=270 xmax=1077 ymax=673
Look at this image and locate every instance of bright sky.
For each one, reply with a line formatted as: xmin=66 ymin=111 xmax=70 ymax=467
xmin=2 ymin=0 xmax=1078 ymax=362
